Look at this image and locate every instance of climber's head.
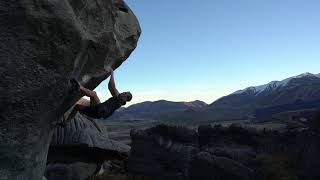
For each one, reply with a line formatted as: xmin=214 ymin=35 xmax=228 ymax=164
xmin=119 ymin=91 xmax=132 ymax=105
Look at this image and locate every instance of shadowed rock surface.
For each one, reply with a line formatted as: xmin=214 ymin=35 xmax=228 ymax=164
xmin=46 ymin=113 xmax=130 ymax=180
xmin=45 ymin=162 xmax=97 ymax=180
xmin=49 ymin=112 xmax=130 ymax=162
xmin=128 ymin=125 xmax=199 ymax=180
xmin=0 ymin=0 xmax=140 ymax=179
xmin=198 ymin=124 xmax=320 ymax=180
xmin=128 ymin=124 xmax=320 ymax=180
xmin=189 ymin=152 xmax=253 ymax=180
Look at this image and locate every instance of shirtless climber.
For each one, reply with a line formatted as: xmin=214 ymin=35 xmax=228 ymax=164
xmin=60 ymin=68 xmax=132 ymax=126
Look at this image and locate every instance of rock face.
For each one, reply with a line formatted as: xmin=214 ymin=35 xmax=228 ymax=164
xmin=46 ymin=112 xmax=130 ymax=180
xmin=45 ymin=162 xmax=97 ymax=180
xmin=128 ymin=125 xmax=199 ymax=180
xmin=189 ymin=152 xmax=253 ymax=180
xmin=48 ymin=112 xmax=130 ymax=162
xmin=128 ymin=124 xmax=320 ymax=180
xmin=0 ymin=0 xmax=141 ymax=179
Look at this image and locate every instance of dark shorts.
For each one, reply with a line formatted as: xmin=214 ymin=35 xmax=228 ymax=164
xmin=79 ymin=96 xmax=124 ymax=119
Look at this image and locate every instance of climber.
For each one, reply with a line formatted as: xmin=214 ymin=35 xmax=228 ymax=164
xmin=60 ymin=68 xmax=132 ymax=126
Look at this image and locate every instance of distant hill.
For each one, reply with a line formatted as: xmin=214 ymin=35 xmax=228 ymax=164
xmin=255 ymin=99 xmax=320 ymax=121
xmin=109 ymin=100 xmax=207 ymax=120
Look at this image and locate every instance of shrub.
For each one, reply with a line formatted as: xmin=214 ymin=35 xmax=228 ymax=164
xmin=256 ymin=153 xmax=298 ymax=180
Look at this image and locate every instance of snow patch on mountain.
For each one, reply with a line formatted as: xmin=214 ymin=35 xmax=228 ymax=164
xmin=232 ymin=72 xmax=320 ymax=95
xmin=290 ymin=72 xmax=319 ymax=79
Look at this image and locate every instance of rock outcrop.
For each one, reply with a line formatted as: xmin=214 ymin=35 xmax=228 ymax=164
xmin=128 ymin=125 xmax=199 ymax=180
xmin=128 ymin=124 xmax=320 ymax=180
xmin=45 ymin=112 xmax=130 ymax=180
xmin=189 ymin=152 xmax=253 ymax=180
xmin=45 ymin=162 xmax=97 ymax=180
xmin=50 ymin=112 xmax=130 ymax=160
xmin=0 ymin=0 xmax=141 ymax=179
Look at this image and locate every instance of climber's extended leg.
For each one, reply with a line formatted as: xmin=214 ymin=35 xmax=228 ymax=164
xmin=58 ymin=81 xmax=100 ymax=127
xmin=79 ymin=84 xmax=101 ymax=105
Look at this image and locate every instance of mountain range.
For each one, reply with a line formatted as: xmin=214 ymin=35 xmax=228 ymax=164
xmin=203 ymin=72 xmax=320 ymax=121
xmin=110 ymin=72 xmax=320 ymax=122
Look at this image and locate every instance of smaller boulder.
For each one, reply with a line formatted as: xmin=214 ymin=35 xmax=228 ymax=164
xmin=189 ymin=152 xmax=253 ymax=180
xmin=45 ymin=162 xmax=97 ymax=180
xmin=128 ymin=125 xmax=199 ymax=180
xmin=49 ymin=112 xmax=130 ymax=163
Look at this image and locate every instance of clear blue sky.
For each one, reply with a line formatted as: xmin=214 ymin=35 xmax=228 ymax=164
xmin=95 ymin=0 xmax=320 ymax=106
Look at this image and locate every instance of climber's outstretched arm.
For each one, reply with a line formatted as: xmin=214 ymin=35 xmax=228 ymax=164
xmin=107 ymin=68 xmax=120 ymax=97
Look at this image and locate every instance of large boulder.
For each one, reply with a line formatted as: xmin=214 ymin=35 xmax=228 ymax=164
xmin=0 ymin=0 xmax=141 ymax=179
xmin=127 ymin=125 xmax=199 ymax=180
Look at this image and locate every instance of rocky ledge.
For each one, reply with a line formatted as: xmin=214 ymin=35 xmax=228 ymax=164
xmin=45 ymin=112 xmax=130 ymax=180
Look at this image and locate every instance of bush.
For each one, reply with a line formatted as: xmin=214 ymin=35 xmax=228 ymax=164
xmin=256 ymin=153 xmax=298 ymax=180
xmin=310 ymin=111 xmax=320 ymax=131
xmin=89 ymin=172 xmax=153 ymax=180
